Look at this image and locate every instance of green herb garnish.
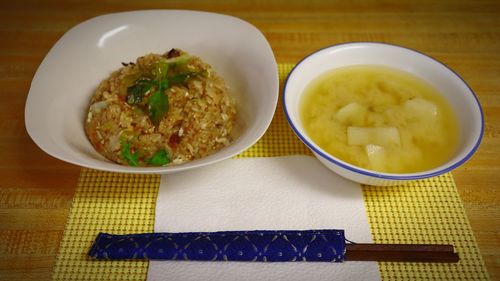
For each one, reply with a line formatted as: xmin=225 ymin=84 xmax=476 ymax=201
xmin=125 ymin=55 xmax=199 ymax=126
xmin=153 ymin=60 xmax=169 ymax=86
xmin=121 ymin=141 xmax=140 ymax=166
xmin=144 ymin=60 xmax=170 ymax=125
xmin=126 ymin=78 xmax=153 ymax=105
xmin=148 ymin=90 xmax=169 ymax=126
xmin=147 ymin=148 xmax=170 ymax=166
xmin=169 ymin=72 xmax=198 ymax=85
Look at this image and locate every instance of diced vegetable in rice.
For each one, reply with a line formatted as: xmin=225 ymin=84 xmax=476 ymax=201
xmin=84 ymin=49 xmax=236 ymax=167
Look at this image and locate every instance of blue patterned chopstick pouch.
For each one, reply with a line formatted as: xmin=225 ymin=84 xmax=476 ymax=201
xmin=88 ymin=229 xmax=346 ymax=262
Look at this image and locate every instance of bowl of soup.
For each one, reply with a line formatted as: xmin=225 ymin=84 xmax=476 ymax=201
xmin=283 ymin=42 xmax=483 ymax=186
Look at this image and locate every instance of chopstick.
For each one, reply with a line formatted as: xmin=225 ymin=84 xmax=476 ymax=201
xmin=345 ymin=244 xmax=459 ymax=263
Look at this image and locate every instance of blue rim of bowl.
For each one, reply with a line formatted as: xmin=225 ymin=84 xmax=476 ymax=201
xmin=282 ymin=42 xmax=484 ymax=180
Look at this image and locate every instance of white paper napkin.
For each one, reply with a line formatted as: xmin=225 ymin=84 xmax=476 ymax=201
xmin=148 ymin=156 xmax=380 ymax=281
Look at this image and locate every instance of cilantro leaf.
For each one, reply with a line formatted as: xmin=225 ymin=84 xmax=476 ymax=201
xmin=126 ymin=79 xmax=153 ymax=105
xmin=168 ymin=72 xmax=198 ymax=85
xmin=147 ymin=90 xmax=169 ymax=126
xmin=127 ymin=59 xmax=197 ymax=126
xmin=121 ymin=141 xmax=140 ymax=166
xmin=158 ymin=79 xmax=169 ymax=92
xmin=147 ymin=149 xmax=170 ymax=166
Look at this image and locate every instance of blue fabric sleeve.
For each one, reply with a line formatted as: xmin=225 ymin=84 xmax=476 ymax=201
xmin=88 ymin=229 xmax=346 ymax=262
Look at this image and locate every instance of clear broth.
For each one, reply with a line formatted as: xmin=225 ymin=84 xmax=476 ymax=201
xmin=300 ymin=65 xmax=459 ymax=173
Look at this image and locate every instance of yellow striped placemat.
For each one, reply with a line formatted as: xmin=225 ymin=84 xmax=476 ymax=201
xmin=52 ymin=64 xmax=490 ymax=281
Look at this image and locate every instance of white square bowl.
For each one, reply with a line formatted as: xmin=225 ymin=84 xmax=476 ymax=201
xmin=25 ymin=10 xmax=278 ymax=174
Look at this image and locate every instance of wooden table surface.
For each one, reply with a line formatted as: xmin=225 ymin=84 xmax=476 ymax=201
xmin=0 ymin=1 xmax=498 ymax=280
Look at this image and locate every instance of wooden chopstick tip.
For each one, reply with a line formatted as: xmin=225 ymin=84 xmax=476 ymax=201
xmin=345 ymin=244 xmax=459 ymax=263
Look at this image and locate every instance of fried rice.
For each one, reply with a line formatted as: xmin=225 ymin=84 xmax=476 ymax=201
xmin=84 ymin=49 xmax=236 ymax=166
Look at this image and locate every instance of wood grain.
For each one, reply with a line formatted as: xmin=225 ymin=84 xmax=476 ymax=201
xmin=0 ymin=1 xmax=498 ymax=280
